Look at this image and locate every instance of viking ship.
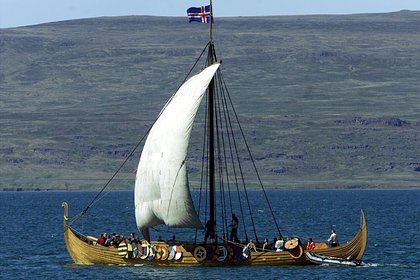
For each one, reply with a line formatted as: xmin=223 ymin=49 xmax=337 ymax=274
xmin=62 ymin=1 xmax=368 ymax=266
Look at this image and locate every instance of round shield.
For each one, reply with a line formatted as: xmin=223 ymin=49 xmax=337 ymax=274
xmin=193 ymin=246 xmax=207 ymax=262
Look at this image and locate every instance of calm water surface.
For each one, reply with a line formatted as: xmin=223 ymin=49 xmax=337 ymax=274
xmin=0 ymin=189 xmax=419 ymax=279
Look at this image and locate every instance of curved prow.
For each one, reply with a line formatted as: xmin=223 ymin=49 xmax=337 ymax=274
xmin=312 ymin=209 xmax=368 ymax=263
xmin=356 ymin=209 xmax=368 ymax=261
xmin=62 ymin=202 xmax=69 ymax=223
xmin=62 ymin=201 xmax=75 ymax=262
xmin=61 ymin=202 xmax=127 ymax=265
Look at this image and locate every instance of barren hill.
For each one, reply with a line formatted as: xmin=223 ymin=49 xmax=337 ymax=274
xmin=1 ymin=11 xmax=420 ymax=190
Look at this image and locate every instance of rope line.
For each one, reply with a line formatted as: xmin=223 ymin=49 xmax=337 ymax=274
xmin=220 ymin=73 xmax=283 ymax=238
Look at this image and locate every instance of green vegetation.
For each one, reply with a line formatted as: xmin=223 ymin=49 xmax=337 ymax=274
xmin=1 ymin=12 xmax=419 ymax=190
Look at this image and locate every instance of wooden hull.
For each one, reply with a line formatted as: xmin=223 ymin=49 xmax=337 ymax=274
xmin=62 ymin=203 xmax=367 ymax=266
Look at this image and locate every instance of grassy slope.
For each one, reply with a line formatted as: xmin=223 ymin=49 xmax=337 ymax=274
xmin=0 ymin=12 xmax=419 ymax=190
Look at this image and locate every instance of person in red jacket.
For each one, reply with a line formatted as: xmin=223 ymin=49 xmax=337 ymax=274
xmin=97 ymin=233 xmax=106 ymax=246
xmin=306 ymin=238 xmax=315 ymax=251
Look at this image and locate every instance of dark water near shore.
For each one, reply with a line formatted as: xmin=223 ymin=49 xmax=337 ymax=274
xmin=0 ymin=189 xmax=419 ymax=279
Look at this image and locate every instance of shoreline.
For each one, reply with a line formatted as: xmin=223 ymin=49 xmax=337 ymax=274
xmin=2 ymin=186 xmax=419 ymax=192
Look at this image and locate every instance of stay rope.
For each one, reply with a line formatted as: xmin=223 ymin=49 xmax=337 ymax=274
xmin=219 ymin=73 xmax=283 ymax=238
xmin=215 ymin=71 xmax=257 ymax=242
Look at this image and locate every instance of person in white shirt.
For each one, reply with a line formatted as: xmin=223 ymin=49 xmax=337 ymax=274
xmin=328 ymin=229 xmax=338 ymax=247
xmin=274 ymin=236 xmax=284 ymax=252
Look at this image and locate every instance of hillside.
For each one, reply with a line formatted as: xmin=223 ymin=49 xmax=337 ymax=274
xmin=1 ymin=11 xmax=420 ymax=190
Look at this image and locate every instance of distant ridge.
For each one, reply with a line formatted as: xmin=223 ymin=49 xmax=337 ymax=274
xmin=2 ymin=9 xmax=420 ymax=29
xmin=1 ymin=12 xmax=419 ymax=190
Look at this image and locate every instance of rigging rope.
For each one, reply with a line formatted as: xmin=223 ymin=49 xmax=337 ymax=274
xmin=217 ymin=72 xmax=258 ymax=243
xmin=216 ymin=73 xmax=249 ymax=242
xmin=214 ymin=80 xmax=229 ymax=240
xmin=223 ymin=92 xmax=258 ymax=242
xmin=219 ymin=73 xmax=283 ymax=238
xmin=194 ymin=93 xmax=208 ymax=244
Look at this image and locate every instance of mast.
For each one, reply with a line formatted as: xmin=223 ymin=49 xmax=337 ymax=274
xmin=207 ymin=0 xmax=216 ymax=241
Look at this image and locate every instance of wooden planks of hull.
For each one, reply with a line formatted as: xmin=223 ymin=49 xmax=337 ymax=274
xmin=62 ymin=203 xmax=367 ymax=266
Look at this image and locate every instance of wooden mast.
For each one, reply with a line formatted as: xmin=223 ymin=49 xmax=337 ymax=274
xmin=207 ymin=0 xmax=216 ymax=241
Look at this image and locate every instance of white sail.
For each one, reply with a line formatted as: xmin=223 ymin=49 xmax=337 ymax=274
xmin=135 ymin=63 xmax=220 ymax=230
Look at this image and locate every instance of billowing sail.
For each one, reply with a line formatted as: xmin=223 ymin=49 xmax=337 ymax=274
xmin=135 ymin=63 xmax=220 ymax=230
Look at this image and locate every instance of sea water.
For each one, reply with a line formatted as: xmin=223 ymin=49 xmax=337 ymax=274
xmin=0 ymin=189 xmax=418 ymax=279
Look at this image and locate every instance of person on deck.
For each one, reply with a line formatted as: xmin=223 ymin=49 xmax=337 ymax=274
xmin=328 ymin=229 xmax=338 ymax=247
xmin=229 ymin=213 xmax=239 ymax=242
xmin=274 ymin=235 xmax=284 ymax=252
xmin=262 ymin=238 xmax=269 ymax=251
xmin=97 ymin=233 xmax=106 ymax=246
xmin=306 ymin=238 xmax=315 ymax=251
xmin=204 ymin=219 xmax=215 ymax=244
xmin=109 ymin=233 xmax=118 ymax=247
xmin=247 ymin=239 xmax=257 ymax=252
xmin=129 ymin=232 xmax=138 ymax=244
xmin=271 ymin=237 xmax=277 ymax=250
xmin=104 ymin=233 xmax=111 ymax=247
xmin=140 ymin=227 xmax=151 ymax=243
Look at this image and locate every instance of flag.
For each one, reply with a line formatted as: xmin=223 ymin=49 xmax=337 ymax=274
xmin=187 ymin=5 xmax=212 ymax=23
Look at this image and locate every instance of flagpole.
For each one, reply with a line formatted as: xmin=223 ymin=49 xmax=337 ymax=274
xmin=209 ymin=0 xmax=213 ymax=44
